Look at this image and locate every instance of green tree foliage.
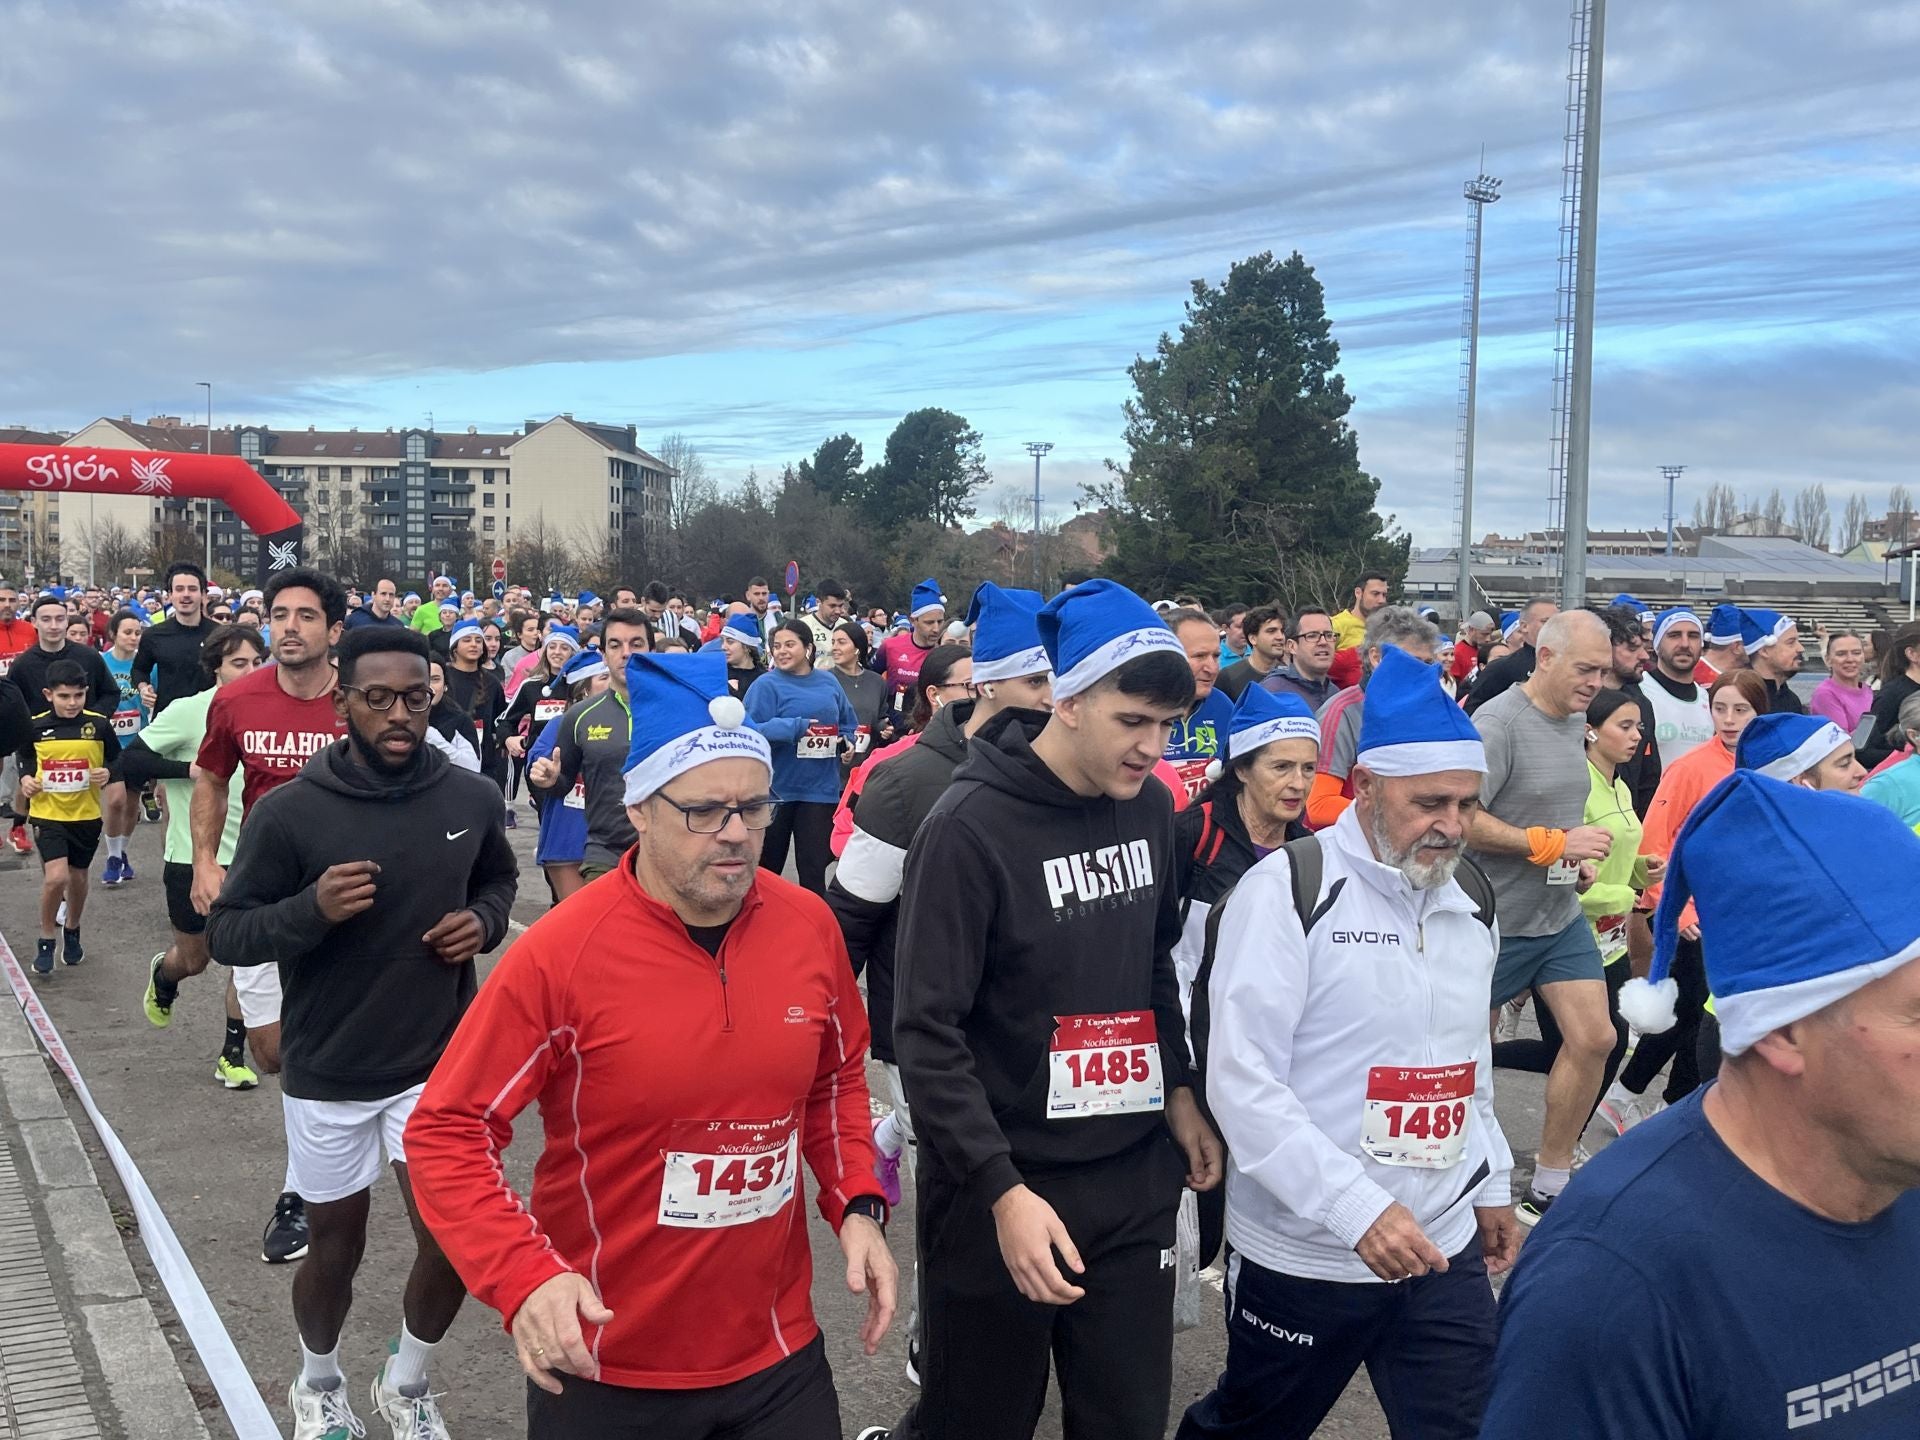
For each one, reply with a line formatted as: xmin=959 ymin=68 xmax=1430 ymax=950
xmin=1094 ymin=250 xmax=1408 ymax=611
xmin=858 ymin=408 xmax=989 ymax=531
xmin=797 ymin=433 xmax=865 ymax=501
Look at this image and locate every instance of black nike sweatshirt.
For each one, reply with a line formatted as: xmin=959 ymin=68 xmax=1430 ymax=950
xmin=207 ymin=739 xmax=518 ymax=1101
xmin=892 ymin=709 xmax=1191 ymax=1205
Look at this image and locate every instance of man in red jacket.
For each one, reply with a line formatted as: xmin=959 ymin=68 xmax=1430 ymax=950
xmin=406 ymin=650 xmax=895 ymax=1439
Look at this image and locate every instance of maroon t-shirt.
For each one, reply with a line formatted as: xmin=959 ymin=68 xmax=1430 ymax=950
xmin=196 ymin=664 xmax=347 ymax=816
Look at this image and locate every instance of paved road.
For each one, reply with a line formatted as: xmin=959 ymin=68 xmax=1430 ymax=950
xmin=0 ymin=805 xmax=1593 ymax=1439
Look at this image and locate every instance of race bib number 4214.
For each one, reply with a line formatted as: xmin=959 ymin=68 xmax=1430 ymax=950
xmin=1047 ymin=1011 xmax=1164 ymax=1119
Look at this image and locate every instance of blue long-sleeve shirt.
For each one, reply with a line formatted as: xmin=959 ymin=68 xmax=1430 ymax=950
xmin=743 ymin=667 xmax=859 ymax=804
xmin=529 ymin=714 xmax=585 ymax=865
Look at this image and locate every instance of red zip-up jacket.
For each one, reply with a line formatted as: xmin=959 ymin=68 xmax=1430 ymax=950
xmin=404 ymin=854 xmax=883 ymax=1390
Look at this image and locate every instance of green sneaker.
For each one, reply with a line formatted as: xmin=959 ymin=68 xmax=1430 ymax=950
xmin=143 ymin=954 xmax=175 ymax=1028
xmin=215 ymin=1054 xmax=259 ymax=1090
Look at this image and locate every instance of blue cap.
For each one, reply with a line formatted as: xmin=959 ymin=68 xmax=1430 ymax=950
xmin=1706 ymin=603 xmax=1744 ymax=647
xmin=548 ymin=648 xmax=609 ymax=694
xmin=1227 ymin=686 xmax=1320 ymax=760
xmin=621 ymin=653 xmax=770 ymax=805
xmin=1357 ymin=646 xmax=1486 ymax=777
xmin=448 ymin=618 xmax=482 ymax=644
xmin=1739 ymin=607 xmax=1794 ymax=654
xmin=1735 ymin=712 xmax=1849 ymax=781
xmin=1037 ymin=579 xmax=1184 ymax=702
xmin=544 ymin=625 xmax=582 ymax=653
xmin=1611 ymin=593 xmax=1655 ymax=628
xmin=966 ymin=583 xmax=1048 ymax=683
xmin=910 ymin=579 xmax=945 ymax=619
xmin=1621 ymin=773 xmax=1920 ymax=1056
xmin=1652 ymin=607 xmax=1699 ymax=647
xmin=721 ymin=613 xmax=765 ymax=652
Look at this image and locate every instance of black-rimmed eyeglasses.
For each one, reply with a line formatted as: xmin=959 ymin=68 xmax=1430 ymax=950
xmin=652 ymin=793 xmax=777 ymax=834
xmin=341 ymin=684 xmax=433 ymax=713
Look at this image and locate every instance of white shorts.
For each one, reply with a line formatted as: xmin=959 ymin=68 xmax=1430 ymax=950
xmin=282 ymin=1083 xmax=424 ymax=1204
xmin=231 ymin=961 xmax=282 ymax=1029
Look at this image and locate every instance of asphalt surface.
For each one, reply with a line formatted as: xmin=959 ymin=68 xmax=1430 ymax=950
xmin=0 ymin=800 xmax=1592 ymax=1440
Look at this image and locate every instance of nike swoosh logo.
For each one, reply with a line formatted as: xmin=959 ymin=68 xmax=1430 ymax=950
xmin=446 ymin=828 xmax=470 ymax=841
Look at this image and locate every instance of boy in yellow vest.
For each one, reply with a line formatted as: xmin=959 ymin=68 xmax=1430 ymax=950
xmin=17 ymin=659 xmax=120 ymax=974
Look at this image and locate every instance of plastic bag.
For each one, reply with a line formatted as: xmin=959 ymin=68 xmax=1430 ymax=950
xmin=1172 ymin=1188 xmax=1204 ymax=1333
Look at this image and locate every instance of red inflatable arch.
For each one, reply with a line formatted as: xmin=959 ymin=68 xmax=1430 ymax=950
xmin=0 ymin=443 xmax=303 ymax=583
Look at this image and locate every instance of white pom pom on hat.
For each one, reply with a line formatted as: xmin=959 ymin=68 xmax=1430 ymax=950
xmin=1616 ymin=976 xmax=1678 ymax=1034
xmin=1205 ymin=759 xmax=1223 ymax=783
xmin=708 ymin=694 xmax=746 ymax=729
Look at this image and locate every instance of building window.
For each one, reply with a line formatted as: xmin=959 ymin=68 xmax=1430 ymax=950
xmin=317 ymin=467 xmax=331 ymax=481
xmin=239 ymin=431 xmax=260 ymax=460
xmin=406 ymin=434 xmax=426 ymax=462
xmin=483 ymin=517 xmax=495 ymax=533
xmin=483 ymin=493 xmax=494 ymax=508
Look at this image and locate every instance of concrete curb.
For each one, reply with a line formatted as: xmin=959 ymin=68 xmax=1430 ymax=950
xmin=0 ymin=992 xmax=212 ymax=1440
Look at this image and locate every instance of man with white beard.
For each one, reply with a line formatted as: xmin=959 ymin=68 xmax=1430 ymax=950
xmin=1176 ymin=646 xmax=1516 ymax=1440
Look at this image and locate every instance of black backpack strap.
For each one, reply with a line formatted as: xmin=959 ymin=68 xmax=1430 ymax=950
xmin=1282 ymin=834 xmax=1347 ymax=935
xmin=1453 ymin=854 xmax=1497 ymax=930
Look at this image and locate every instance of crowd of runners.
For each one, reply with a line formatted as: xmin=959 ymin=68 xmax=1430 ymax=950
xmin=0 ymin=559 xmax=1914 ymax=1440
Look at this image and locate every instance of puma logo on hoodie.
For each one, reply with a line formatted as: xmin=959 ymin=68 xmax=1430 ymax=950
xmin=1042 ymin=839 xmax=1155 ymax=913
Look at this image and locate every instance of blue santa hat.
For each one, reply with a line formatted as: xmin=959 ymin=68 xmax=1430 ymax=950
xmin=1619 ymin=773 xmax=1920 ymax=1056
xmin=1705 ymin=602 xmax=1744 ymax=648
xmin=577 ymin=589 xmax=599 ymax=609
xmin=1355 ymin=645 xmax=1487 ymax=777
xmin=622 ymin=653 xmax=771 ymax=805
xmin=966 ymin=583 xmax=1049 ymax=683
xmin=1611 ymin=593 xmax=1655 ymax=629
xmin=1226 ymin=687 xmax=1321 ymax=762
xmin=909 ymin=579 xmax=945 ymax=620
xmin=1735 ymin=712 xmax=1849 ymax=782
xmin=403 ymin=591 xmax=420 ymax=604
xmin=1739 ymin=607 xmax=1794 ymax=654
xmin=548 ymin=648 xmax=608 ymax=695
xmin=890 ymin=613 xmax=909 ymax=632
xmin=1037 ymin=579 xmax=1185 ymax=703
xmin=1499 ymin=610 xmax=1521 ymax=641
xmin=448 ymin=618 xmax=483 ymax=645
xmin=1651 ymin=607 xmax=1700 ymax=648
xmin=434 ymin=574 xmax=456 ymax=587
xmin=720 ymin=613 xmax=765 ymax=652
xmin=544 ymin=624 xmax=582 ymax=654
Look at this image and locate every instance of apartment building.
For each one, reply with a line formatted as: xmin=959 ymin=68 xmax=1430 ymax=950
xmin=55 ymin=413 xmax=670 ymax=583
xmin=0 ymin=428 xmax=65 ymax=577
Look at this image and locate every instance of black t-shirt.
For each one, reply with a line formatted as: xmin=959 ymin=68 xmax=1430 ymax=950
xmin=132 ymin=616 xmax=216 ymax=714
xmin=683 ymin=918 xmax=735 ymax=957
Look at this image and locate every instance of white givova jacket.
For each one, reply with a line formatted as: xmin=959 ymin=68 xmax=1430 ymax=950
xmin=1207 ymin=805 xmax=1513 ymax=1283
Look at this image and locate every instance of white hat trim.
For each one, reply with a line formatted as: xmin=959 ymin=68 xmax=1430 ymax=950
xmin=1230 ymin=714 xmax=1321 ymax=758
xmin=1653 ymin=612 xmax=1700 ymax=646
xmin=1716 ymin=935 xmax=1920 ymax=1056
xmin=1354 ymin=738 xmax=1487 ymax=778
xmin=723 ymin=626 xmax=765 ymax=652
xmin=622 ymin=725 xmax=772 ymax=805
xmin=1755 ymin=722 xmax=1849 ymax=782
xmin=911 ymin=597 xmax=945 ymax=619
xmin=1051 ymin=627 xmax=1186 ymax=703
xmin=971 ymin=645 xmax=1051 ymax=684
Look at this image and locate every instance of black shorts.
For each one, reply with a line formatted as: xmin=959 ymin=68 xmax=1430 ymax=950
xmin=163 ymin=861 xmax=206 ymax=936
xmin=33 ymin=819 xmax=101 ymax=869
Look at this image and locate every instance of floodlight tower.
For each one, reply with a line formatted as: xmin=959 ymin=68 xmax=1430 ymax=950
xmin=1453 ymin=169 xmax=1502 ymax=621
xmin=1661 ymin=465 xmax=1687 ymax=555
xmin=1544 ymin=0 xmax=1607 ymax=609
xmin=1024 ymin=441 xmax=1053 ymax=586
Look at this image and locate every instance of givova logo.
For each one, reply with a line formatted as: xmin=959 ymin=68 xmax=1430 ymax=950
xmin=1042 ymin=840 xmax=1154 ymax=912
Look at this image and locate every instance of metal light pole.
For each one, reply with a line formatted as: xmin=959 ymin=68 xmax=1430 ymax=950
xmin=1660 ymin=465 xmax=1686 ymax=556
xmin=1024 ymin=442 xmax=1053 ymax=588
xmin=1558 ymin=0 xmax=1606 ymax=611
xmin=1454 ymin=170 xmax=1501 ymax=621
xmin=196 ymin=381 xmax=214 ymax=574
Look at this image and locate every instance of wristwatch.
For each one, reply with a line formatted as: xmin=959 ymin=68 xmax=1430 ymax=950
xmin=844 ymin=1195 xmax=888 ymax=1229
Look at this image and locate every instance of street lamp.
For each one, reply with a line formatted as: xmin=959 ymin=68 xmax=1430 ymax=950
xmin=1660 ymin=465 xmax=1686 ymax=557
xmin=196 ymin=381 xmax=213 ymax=575
xmin=1024 ymin=442 xmax=1052 ymax=587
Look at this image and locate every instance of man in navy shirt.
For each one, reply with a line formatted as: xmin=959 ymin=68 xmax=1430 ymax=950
xmin=1483 ymin=772 xmax=1920 ymax=1439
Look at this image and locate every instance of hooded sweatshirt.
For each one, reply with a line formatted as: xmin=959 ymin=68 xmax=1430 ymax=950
xmin=206 ymin=740 xmax=518 ymax=1101
xmin=892 ymin=710 xmax=1191 ymax=1204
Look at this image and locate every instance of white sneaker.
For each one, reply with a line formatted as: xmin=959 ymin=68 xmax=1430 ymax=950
xmin=1495 ymin=995 xmax=1527 ymax=1043
xmin=1597 ymin=1085 xmax=1666 ymax=1136
xmin=1571 ymin=1142 xmax=1593 ymax=1171
xmin=370 ymin=1357 xmax=451 ymax=1440
xmin=289 ymin=1376 xmax=366 ymax=1439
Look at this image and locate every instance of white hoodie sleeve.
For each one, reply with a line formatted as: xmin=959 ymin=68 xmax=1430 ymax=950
xmin=1208 ymin=858 xmax=1397 ymax=1249
xmin=1471 ymin=916 xmax=1515 ymax=1207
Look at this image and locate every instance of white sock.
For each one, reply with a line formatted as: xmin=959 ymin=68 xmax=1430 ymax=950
xmin=299 ymin=1339 xmax=342 ymax=1388
xmin=389 ymin=1323 xmax=438 ymax=1394
xmin=1533 ymin=1164 xmax=1572 ymax=1198
xmin=873 ymin=1113 xmax=904 ymax=1158
xmin=284 ymin=1156 xmax=297 ymax=1193
xmin=105 ymin=835 xmax=126 ymax=860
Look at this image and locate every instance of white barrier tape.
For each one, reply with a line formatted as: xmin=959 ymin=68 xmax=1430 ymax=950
xmin=0 ymin=934 xmax=284 ymax=1440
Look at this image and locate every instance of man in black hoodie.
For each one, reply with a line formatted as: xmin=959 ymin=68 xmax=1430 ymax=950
xmin=208 ymin=626 xmax=516 ymax=1440
xmin=859 ymin=579 xmax=1222 ymax=1440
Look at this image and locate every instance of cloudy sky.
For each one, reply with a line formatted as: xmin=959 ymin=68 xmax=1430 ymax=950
xmin=2 ymin=0 xmax=1916 ymax=547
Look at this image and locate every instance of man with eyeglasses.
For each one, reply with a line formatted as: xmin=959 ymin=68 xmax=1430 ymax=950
xmin=1261 ymin=607 xmax=1341 ymax=711
xmin=195 ymin=568 xmax=352 ymax=1269
xmin=407 ymin=650 xmax=892 ymax=1440
xmin=211 ymin=625 xmax=516 ymax=1440
xmin=527 ymin=608 xmax=655 ymax=881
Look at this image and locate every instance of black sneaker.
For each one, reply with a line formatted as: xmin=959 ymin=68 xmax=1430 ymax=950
xmin=140 ymin=788 xmax=162 ymax=823
xmin=60 ymin=928 xmax=83 ymax=966
xmin=262 ymin=1191 xmax=309 ymax=1263
xmin=855 ymin=1430 xmax=894 ymax=1440
xmin=33 ymin=939 xmax=54 ymax=976
xmin=1515 ymin=1186 xmax=1556 ymax=1229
